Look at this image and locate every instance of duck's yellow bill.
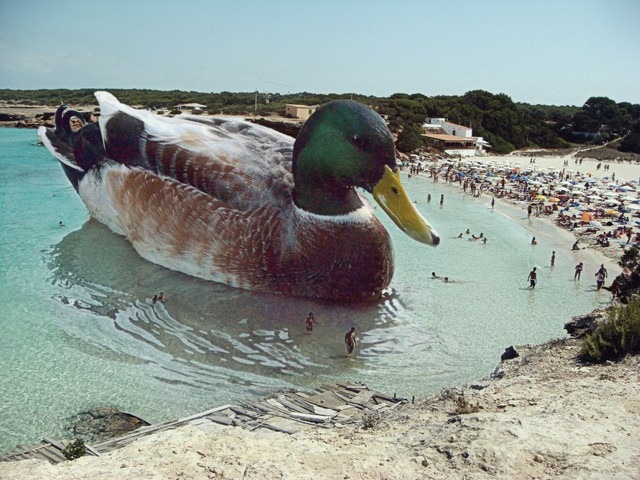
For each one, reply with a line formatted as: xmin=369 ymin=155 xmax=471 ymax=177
xmin=372 ymin=166 xmax=440 ymax=246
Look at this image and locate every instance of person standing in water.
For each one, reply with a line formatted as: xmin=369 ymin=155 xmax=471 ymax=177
xmin=550 ymin=251 xmax=556 ymax=267
xmin=574 ymin=262 xmax=584 ymax=280
xmin=440 ymin=194 xmax=444 ymax=206
xmin=527 ymin=267 xmax=537 ymax=288
xmin=345 ymin=327 xmax=357 ymax=355
xmin=305 ymin=312 xmax=318 ymax=332
xmin=596 ymin=264 xmax=608 ymax=280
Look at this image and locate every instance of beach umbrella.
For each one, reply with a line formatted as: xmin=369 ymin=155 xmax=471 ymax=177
xmin=627 ymin=204 xmax=640 ymax=210
xmin=581 ymin=211 xmax=595 ymax=221
xmin=586 ymin=195 xmax=602 ymax=201
xmin=535 ymin=194 xmax=547 ymax=201
xmin=605 ymin=209 xmax=620 ymax=216
xmin=549 ymin=197 xmax=560 ymax=203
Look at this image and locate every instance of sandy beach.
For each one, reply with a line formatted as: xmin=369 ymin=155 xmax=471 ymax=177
xmin=2 ymin=110 xmax=640 ymax=479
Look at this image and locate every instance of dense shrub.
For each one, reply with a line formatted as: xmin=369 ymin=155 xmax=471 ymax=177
xmin=620 ymin=246 xmax=640 ymax=270
xmin=580 ymin=296 xmax=640 ymax=362
xmin=62 ymin=438 xmax=86 ymax=460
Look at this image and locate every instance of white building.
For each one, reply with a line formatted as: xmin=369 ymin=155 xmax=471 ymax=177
xmin=422 ymin=118 xmax=491 ymax=156
xmin=175 ymin=103 xmax=207 ymax=112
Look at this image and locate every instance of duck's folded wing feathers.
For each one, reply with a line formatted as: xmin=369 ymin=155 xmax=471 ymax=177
xmin=95 ymin=91 xmax=295 ymax=212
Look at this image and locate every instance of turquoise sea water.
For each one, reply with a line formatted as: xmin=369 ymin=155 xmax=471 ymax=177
xmin=0 ymin=128 xmax=615 ymax=454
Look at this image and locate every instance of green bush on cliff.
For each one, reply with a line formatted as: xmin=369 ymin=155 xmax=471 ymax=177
xmin=580 ymin=296 xmax=640 ymax=363
xmin=62 ymin=438 xmax=86 ymax=460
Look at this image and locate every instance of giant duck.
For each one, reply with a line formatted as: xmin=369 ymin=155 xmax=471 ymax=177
xmin=39 ymin=92 xmax=439 ymax=301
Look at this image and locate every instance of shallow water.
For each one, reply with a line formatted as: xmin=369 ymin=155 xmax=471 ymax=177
xmin=0 ymin=129 xmax=615 ymax=453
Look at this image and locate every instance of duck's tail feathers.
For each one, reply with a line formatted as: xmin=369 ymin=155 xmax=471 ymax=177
xmin=39 ymin=105 xmax=108 ymax=190
xmin=38 ymin=106 xmax=85 ymax=172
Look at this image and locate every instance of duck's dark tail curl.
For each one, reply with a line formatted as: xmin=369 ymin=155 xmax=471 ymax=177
xmin=39 ymin=105 xmax=106 ymax=191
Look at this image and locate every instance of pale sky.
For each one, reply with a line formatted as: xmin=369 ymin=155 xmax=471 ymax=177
xmin=1 ymin=0 xmax=638 ymax=106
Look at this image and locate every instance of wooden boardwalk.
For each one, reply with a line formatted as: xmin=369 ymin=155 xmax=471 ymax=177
xmin=0 ymin=383 xmax=406 ymax=464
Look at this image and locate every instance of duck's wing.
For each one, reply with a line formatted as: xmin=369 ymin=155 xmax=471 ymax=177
xmin=95 ymin=91 xmax=295 ymax=211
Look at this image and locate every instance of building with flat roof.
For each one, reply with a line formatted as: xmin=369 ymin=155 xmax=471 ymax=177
xmin=285 ymin=104 xmax=317 ymax=120
xmin=422 ymin=118 xmax=491 ymax=156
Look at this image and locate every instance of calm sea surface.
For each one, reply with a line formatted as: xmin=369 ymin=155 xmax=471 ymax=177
xmin=0 ymin=128 xmax=615 ymax=453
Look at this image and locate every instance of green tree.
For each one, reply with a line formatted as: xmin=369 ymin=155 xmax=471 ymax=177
xmin=619 ymin=121 xmax=640 ymax=154
xmin=396 ymin=123 xmax=425 ymax=153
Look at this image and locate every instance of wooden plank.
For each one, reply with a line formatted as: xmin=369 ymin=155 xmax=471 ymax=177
xmin=228 ymin=406 xmax=259 ymax=419
xmin=43 ymin=437 xmax=67 ymax=451
xmin=265 ymin=398 xmax=291 ymax=414
xmin=274 ymin=397 xmax=313 ymax=414
xmin=38 ymin=447 xmax=66 ymax=464
xmin=299 ymin=391 xmax=345 ymax=411
xmin=166 ymin=404 xmax=233 ymax=425
xmin=336 ymin=383 xmax=368 ymax=392
xmin=347 ymin=391 xmax=374 ymax=406
xmin=289 ymin=412 xmax=330 ymax=423
xmin=205 ymin=415 xmax=234 ymax=426
xmin=84 ymin=444 xmax=101 ymax=457
xmin=279 ymin=395 xmax=316 ymax=414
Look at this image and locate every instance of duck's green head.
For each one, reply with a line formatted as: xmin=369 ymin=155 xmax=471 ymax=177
xmin=292 ymin=100 xmax=439 ymax=246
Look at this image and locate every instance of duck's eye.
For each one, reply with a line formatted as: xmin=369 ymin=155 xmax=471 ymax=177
xmin=351 ymin=134 xmax=363 ymax=147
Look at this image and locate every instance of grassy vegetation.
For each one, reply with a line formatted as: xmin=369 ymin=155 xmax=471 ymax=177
xmin=580 ymin=296 xmax=640 ymax=363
